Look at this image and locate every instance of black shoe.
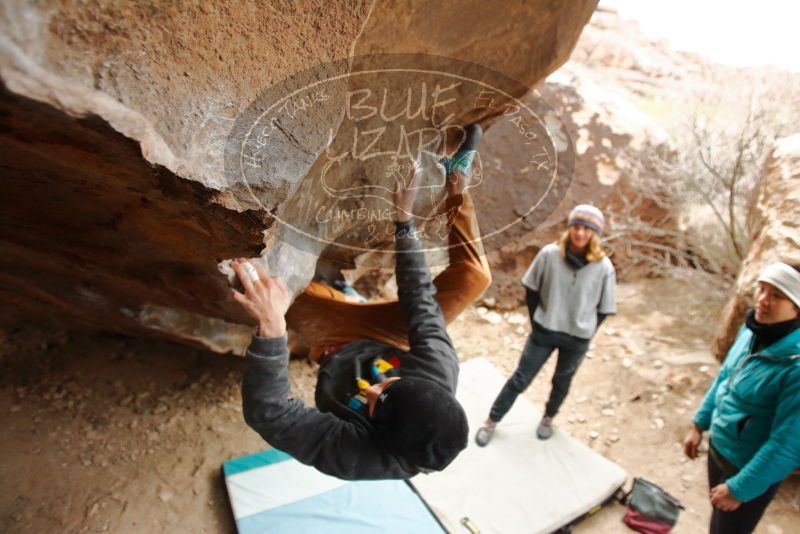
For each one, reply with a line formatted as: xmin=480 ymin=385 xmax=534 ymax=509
xmin=475 ymin=423 xmax=496 ymax=447
xmin=536 ymin=416 xmax=554 ymax=440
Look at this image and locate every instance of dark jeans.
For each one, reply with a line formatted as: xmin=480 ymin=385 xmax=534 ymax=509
xmin=707 ymin=443 xmax=781 ymax=534
xmin=489 ymin=326 xmax=590 ymax=422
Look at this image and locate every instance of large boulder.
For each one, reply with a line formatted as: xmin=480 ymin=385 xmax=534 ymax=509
xmin=712 ymin=135 xmax=800 ymax=360
xmin=0 ymin=1 xmax=597 ymax=352
xmin=0 ymin=0 xmax=374 ymax=349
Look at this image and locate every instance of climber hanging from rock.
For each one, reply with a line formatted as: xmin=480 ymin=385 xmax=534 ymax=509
xmin=230 ymin=124 xmax=491 ymax=480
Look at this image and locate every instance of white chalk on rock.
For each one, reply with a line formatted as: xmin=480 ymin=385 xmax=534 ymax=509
xmin=243 ymin=262 xmax=260 ymax=282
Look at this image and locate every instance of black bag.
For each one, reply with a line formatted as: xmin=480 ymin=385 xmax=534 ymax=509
xmin=622 ymin=477 xmax=684 ymax=533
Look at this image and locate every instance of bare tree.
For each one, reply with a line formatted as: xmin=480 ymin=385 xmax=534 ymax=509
xmin=610 ymin=65 xmax=800 ymax=285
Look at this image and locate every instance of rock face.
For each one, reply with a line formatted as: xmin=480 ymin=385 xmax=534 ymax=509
xmin=0 ymin=86 xmax=267 ymax=343
xmin=570 ymin=6 xmax=703 ymax=83
xmin=0 ymin=0 xmax=374 ymax=350
xmin=478 ymin=63 xmax=672 ymax=308
xmin=0 ymin=1 xmax=597 ymax=352
xmin=712 ymin=135 xmax=800 ymax=360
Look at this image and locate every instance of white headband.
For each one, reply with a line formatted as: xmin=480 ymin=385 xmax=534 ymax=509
xmin=757 ymin=262 xmax=800 ymax=309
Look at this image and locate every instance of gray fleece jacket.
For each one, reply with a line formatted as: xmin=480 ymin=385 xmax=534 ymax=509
xmin=241 ymin=219 xmax=459 ymax=480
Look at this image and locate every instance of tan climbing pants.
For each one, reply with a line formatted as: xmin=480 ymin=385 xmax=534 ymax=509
xmin=286 ymin=193 xmax=492 ymax=361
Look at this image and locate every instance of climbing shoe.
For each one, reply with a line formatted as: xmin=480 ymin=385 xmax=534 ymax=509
xmin=441 ymin=123 xmax=483 ymax=176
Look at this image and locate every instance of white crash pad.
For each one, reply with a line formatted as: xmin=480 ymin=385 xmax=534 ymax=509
xmin=222 ymin=448 xmax=444 ymax=534
xmin=410 ymin=357 xmax=628 ymax=534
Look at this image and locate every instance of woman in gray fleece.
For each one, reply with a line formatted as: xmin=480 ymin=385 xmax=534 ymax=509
xmin=476 ymin=204 xmax=616 ymax=445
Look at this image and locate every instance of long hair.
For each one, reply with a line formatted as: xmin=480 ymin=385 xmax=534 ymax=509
xmin=558 ymin=230 xmax=606 ymax=263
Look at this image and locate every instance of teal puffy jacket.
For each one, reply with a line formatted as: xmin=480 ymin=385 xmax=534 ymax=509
xmin=694 ymin=322 xmax=800 ymax=502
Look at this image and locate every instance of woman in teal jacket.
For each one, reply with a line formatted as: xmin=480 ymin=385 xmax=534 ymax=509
xmin=683 ymin=262 xmax=800 ymax=534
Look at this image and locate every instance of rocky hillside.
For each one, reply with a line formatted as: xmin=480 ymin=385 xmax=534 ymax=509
xmin=480 ymin=6 xmax=800 ymax=311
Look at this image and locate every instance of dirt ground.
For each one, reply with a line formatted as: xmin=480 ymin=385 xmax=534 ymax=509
xmin=1 ymin=277 xmax=798 ymax=533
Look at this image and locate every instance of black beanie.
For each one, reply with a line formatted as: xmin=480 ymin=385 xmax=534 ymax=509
xmin=372 ymin=377 xmax=468 ymax=472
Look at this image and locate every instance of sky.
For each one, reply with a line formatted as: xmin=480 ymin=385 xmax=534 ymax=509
xmin=602 ymin=0 xmax=800 ymax=72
